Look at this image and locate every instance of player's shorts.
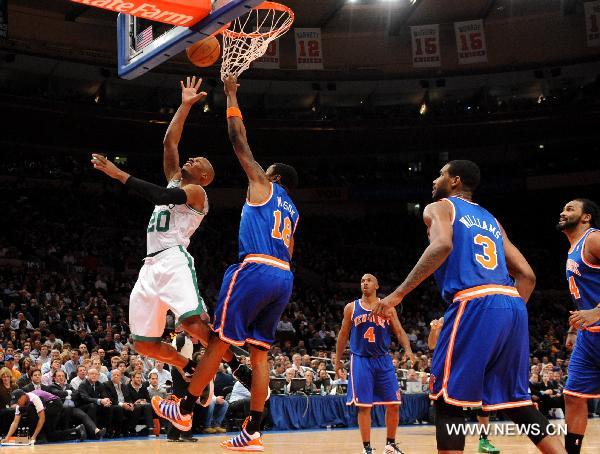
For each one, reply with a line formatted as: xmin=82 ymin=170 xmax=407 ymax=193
xmin=564 ymin=328 xmax=600 ymax=398
xmin=347 ymin=354 xmax=401 ymax=407
xmin=429 ymin=285 xmax=532 ymax=411
xmin=130 ymin=246 xmax=208 ymax=342
xmin=212 ymin=254 xmax=293 ymax=349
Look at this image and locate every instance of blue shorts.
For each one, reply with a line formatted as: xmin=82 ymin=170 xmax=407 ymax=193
xmin=430 ymin=290 xmax=532 ymax=411
xmin=564 ymin=330 xmax=600 ymax=398
xmin=212 ymin=258 xmax=293 ymax=350
xmin=347 ymin=354 xmax=401 ymax=407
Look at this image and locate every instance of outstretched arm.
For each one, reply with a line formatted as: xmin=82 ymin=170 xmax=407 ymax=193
xmin=223 ymin=76 xmax=270 ymax=204
xmin=374 ymin=201 xmax=453 ymax=316
xmin=91 ymin=154 xmax=204 ymax=207
xmin=500 ymin=224 xmax=536 ymax=302
xmin=390 ymin=310 xmax=415 ymax=363
xmin=334 ymin=303 xmax=353 ymax=377
xmin=163 ymin=76 xmax=207 ymax=182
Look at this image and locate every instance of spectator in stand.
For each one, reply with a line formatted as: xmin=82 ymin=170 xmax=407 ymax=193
xmin=23 ymin=369 xmax=47 ymax=392
xmin=315 ymin=369 xmax=332 ymax=395
xmin=70 ymin=365 xmax=88 ymax=390
xmin=330 ymin=368 xmax=348 ymax=395
xmin=227 ymin=380 xmax=251 ymax=422
xmin=99 ymin=333 xmax=116 ymax=359
xmin=41 ymin=350 xmax=61 ymax=374
xmin=200 ymin=394 xmax=229 ymax=434
xmin=77 ymin=368 xmax=114 ymax=435
xmin=126 ymin=371 xmax=153 ymax=436
xmin=41 ymin=359 xmax=63 ymax=386
xmin=0 ymin=367 xmax=17 ymax=434
xmin=4 ymin=355 xmax=21 ymax=382
xmin=10 ymin=313 xmax=33 ymax=331
xmin=303 ymin=370 xmax=318 ymax=395
xmin=152 ymin=361 xmax=172 ymax=387
xmin=291 ymin=353 xmax=307 ymax=377
xmin=214 ymin=363 xmax=234 ymax=397
xmin=16 ymin=359 xmax=35 ymax=388
xmin=91 ymin=358 xmax=109 ymax=380
xmin=113 ymin=333 xmax=125 ymax=353
xmin=147 ymin=371 xmax=168 ymax=399
xmin=270 ymin=362 xmax=286 ymax=378
xmin=64 ymin=349 xmax=81 ymax=380
xmin=283 ymin=368 xmax=296 ymax=395
xmin=277 ymin=315 xmax=295 ymax=333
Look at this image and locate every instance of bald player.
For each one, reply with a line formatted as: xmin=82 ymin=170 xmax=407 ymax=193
xmin=336 ymin=274 xmax=414 ymax=454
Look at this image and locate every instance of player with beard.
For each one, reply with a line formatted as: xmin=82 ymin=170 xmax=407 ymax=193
xmin=557 ymin=198 xmax=600 ymax=454
xmin=373 ymin=160 xmax=565 ymax=454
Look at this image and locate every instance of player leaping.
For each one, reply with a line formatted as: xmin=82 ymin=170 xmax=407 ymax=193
xmin=92 ymin=77 xmax=250 ymax=396
xmin=153 ymin=75 xmax=299 ymax=451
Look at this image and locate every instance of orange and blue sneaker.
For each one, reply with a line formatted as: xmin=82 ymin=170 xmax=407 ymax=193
xmin=151 ymin=395 xmax=192 ymax=432
xmin=220 ymin=427 xmax=264 ymax=452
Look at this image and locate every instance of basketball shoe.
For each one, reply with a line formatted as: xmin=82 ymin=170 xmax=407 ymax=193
xmin=151 ymin=396 xmax=192 ymax=432
xmin=384 ymin=442 xmax=405 ymax=453
xmin=220 ymin=427 xmax=264 ymax=451
xmin=478 ymin=437 xmax=500 ymax=453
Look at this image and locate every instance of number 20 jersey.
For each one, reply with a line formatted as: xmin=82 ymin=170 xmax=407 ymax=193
xmin=146 ymin=179 xmax=207 ymax=255
xmin=433 ymin=197 xmax=514 ymax=303
xmin=238 ymin=182 xmax=299 ymax=262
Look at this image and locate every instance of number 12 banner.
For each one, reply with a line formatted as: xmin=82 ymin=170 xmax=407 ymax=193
xmin=585 ymin=1 xmax=600 ymax=47
xmin=454 ymin=19 xmax=487 ymax=64
xmin=410 ymin=24 xmax=441 ymax=68
xmin=295 ymin=28 xmax=324 ymax=70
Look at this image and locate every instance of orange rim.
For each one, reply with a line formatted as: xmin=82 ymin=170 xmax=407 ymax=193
xmin=217 ymin=1 xmax=294 ymax=40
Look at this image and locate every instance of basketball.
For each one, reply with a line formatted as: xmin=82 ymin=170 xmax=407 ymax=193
xmin=186 ymin=36 xmax=221 ymax=68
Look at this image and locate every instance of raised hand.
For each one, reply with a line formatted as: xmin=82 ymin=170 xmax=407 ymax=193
xmin=180 ymin=76 xmax=207 ymax=106
xmin=223 ymin=75 xmax=240 ymax=97
xmin=91 ymin=154 xmax=126 ymax=181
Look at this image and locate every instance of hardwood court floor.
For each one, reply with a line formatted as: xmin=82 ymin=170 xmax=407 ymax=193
xmin=37 ymin=419 xmax=600 ymax=453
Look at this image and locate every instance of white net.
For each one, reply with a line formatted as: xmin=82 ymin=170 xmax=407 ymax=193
xmin=220 ymin=2 xmax=294 ymax=79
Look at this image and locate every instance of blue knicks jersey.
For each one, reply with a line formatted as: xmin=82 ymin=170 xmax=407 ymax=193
xmin=238 ymin=182 xmax=299 ymax=262
xmin=349 ymin=299 xmax=392 ymax=357
xmin=566 ymin=228 xmax=600 ymax=328
xmin=433 ymin=197 xmax=514 ymax=303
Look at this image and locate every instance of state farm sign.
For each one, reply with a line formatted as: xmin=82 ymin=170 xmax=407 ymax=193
xmin=70 ymin=0 xmax=212 ymax=27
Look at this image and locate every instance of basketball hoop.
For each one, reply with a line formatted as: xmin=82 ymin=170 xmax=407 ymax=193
xmin=219 ymin=2 xmax=294 ymax=79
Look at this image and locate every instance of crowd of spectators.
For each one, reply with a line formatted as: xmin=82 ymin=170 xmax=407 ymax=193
xmin=0 ymin=154 xmax=597 ymax=441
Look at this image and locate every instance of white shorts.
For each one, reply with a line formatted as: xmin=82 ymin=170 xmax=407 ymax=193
xmin=130 ymin=246 xmax=208 ymax=342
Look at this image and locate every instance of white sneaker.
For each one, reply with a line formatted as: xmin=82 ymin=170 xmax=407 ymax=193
xmin=384 ymin=443 xmax=404 ymax=454
xmin=362 ymin=447 xmax=375 ymax=454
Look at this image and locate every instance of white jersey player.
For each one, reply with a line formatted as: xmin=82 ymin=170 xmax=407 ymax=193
xmin=92 ymin=77 xmax=251 ymax=385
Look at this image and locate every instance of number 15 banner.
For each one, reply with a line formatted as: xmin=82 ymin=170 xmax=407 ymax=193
xmin=295 ymin=28 xmax=324 ymax=70
xmin=585 ymin=1 xmax=600 ymax=47
xmin=410 ymin=24 xmax=441 ymax=68
xmin=454 ymin=19 xmax=487 ymax=64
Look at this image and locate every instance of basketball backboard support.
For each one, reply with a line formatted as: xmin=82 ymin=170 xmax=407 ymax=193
xmin=117 ymin=0 xmax=263 ymax=80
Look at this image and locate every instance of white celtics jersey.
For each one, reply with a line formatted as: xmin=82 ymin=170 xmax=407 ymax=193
xmin=146 ymin=180 xmax=207 ymax=255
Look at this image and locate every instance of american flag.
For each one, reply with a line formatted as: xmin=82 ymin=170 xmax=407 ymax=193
xmin=135 ymin=26 xmax=153 ymax=51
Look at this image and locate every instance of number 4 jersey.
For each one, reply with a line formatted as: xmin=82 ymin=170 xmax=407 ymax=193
xmin=238 ymin=182 xmax=299 ymax=262
xmin=146 ymin=179 xmax=207 ymax=255
xmin=433 ymin=196 xmax=514 ymax=303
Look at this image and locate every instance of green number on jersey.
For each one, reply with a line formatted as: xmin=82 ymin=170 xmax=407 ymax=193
xmin=147 ymin=210 xmax=171 ymax=233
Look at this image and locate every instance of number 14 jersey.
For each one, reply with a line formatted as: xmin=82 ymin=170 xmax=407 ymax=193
xmin=433 ymin=196 xmax=514 ymax=304
xmin=238 ymin=182 xmax=299 ymax=262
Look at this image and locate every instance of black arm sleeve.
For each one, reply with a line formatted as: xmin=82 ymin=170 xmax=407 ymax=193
xmin=125 ymin=176 xmax=188 ymax=205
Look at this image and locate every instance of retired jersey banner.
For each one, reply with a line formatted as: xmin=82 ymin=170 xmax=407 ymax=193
xmin=411 ymin=24 xmax=441 ymax=68
xmin=454 ymin=19 xmax=487 ymax=64
xmin=585 ymin=1 xmax=600 ymax=47
xmin=253 ymin=28 xmax=280 ymax=69
xmin=0 ymin=0 xmax=7 ymax=39
xmin=295 ymin=28 xmax=323 ymax=70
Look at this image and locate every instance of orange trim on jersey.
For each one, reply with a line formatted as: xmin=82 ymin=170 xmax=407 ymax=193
xmin=349 ymin=354 xmax=358 ymax=404
xmin=217 ymin=263 xmax=246 ymax=342
xmin=568 ymin=229 xmax=589 ymax=254
xmin=243 ymin=254 xmax=290 ymax=271
xmin=214 ymin=327 xmax=246 ymax=347
xmin=440 ymin=198 xmax=456 ymax=224
xmin=581 ymin=229 xmax=600 ymax=269
xmin=372 ymin=400 xmax=402 ymax=406
xmin=246 ymin=338 xmax=272 ymax=349
xmin=482 ymin=400 xmax=532 ymax=411
xmin=453 ymin=285 xmax=520 ymax=303
xmin=346 ymin=400 xmax=372 ymax=407
xmin=563 ymin=389 xmax=600 ymax=399
xmin=584 ymin=325 xmax=600 ymax=332
xmin=246 ymin=182 xmax=273 ymax=207
xmin=441 ymin=299 xmax=469 ymax=391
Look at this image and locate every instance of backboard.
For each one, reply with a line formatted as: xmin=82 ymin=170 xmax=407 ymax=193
xmin=117 ymin=0 xmax=263 ymax=79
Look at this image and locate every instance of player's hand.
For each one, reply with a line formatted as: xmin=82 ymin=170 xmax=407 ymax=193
xmin=569 ymin=308 xmax=600 ymax=330
xmin=565 ymin=332 xmax=577 ymax=351
xmin=91 ymin=154 xmax=127 ymax=181
xmin=216 ymin=396 xmax=225 ymax=405
xmin=223 ymin=75 xmax=240 ymax=97
xmin=430 ymin=318 xmax=444 ymax=332
xmin=180 ymin=76 xmax=207 ymax=106
xmin=372 ymin=296 xmax=399 ymax=319
xmin=403 ymin=351 xmax=416 ymax=365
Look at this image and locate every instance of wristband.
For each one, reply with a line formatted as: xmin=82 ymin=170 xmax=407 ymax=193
xmin=227 ymin=107 xmax=243 ymax=119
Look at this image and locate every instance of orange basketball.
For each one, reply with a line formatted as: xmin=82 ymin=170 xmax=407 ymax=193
xmin=186 ymin=36 xmax=221 ymax=68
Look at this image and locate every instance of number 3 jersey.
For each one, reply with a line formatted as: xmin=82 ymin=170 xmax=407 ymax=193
xmin=146 ymin=179 xmax=207 ymax=255
xmin=433 ymin=196 xmax=514 ymax=303
xmin=238 ymin=182 xmax=299 ymax=262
